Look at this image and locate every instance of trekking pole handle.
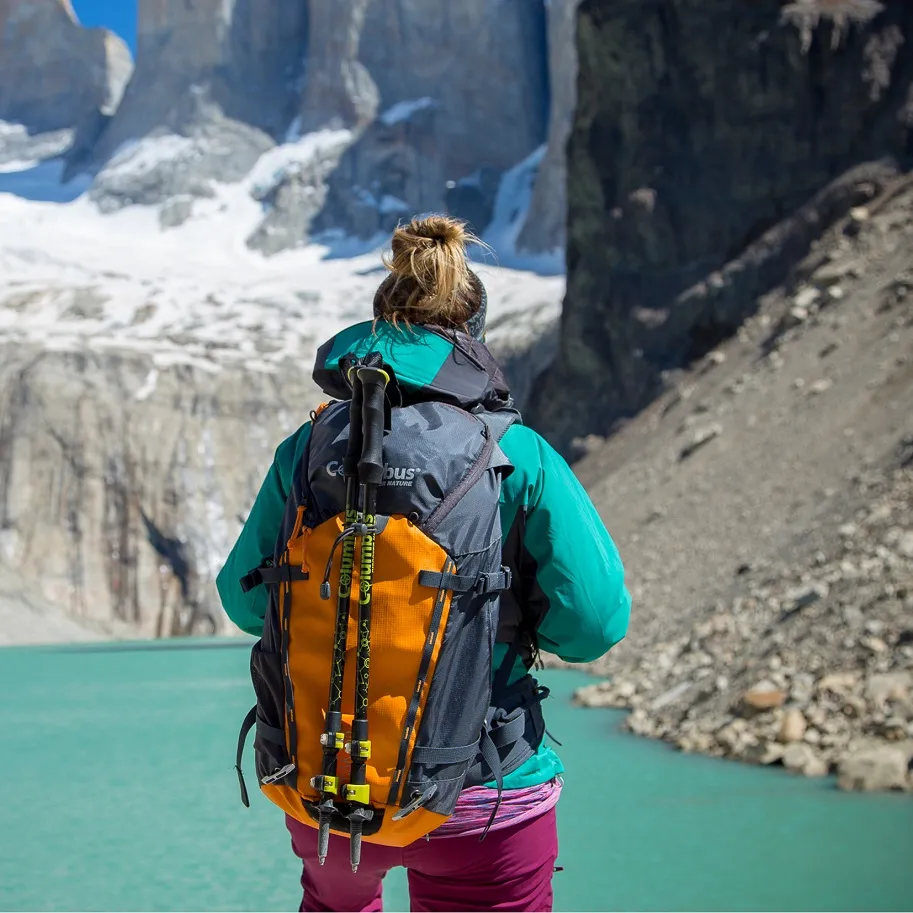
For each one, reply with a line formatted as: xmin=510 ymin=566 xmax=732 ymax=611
xmin=357 ymin=367 xmax=390 ymax=486
xmin=344 ymin=366 xmax=365 ymax=478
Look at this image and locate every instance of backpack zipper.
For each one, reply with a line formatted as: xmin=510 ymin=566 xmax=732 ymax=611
xmin=424 ymin=426 xmax=494 ymax=535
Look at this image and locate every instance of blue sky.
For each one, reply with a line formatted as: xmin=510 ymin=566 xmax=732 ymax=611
xmin=71 ymin=0 xmax=137 ymax=53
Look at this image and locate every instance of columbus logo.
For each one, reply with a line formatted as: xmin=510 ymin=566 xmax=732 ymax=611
xmin=326 ymin=462 xmax=419 ymax=486
xmin=381 ymin=466 xmax=418 ymax=486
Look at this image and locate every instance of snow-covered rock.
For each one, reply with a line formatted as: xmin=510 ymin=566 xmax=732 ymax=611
xmin=0 ymin=171 xmax=564 ymax=640
xmin=0 ymin=0 xmax=568 ymax=641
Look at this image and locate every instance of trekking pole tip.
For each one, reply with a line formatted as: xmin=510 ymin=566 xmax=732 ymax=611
xmin=350 ymin=827 xmax=363 ymax=874
xmin=318 ymin=819 xmax=331 ymax=865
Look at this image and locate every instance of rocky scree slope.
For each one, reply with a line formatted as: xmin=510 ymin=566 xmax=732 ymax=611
xmin=531 ymin=0 xmax=913 ymax=452
xmin=571 ymin=175 xmax=913 ymax=793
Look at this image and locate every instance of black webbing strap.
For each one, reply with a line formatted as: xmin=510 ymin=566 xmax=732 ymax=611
xmin=463 ymin=708 xmax=529 ymax=783
xmin=409 ymin=708 xmax=527 ymax=777
xmin=464 ymin=681 xmax=552 ymax=785
xmin=417 ymin=567 xmax=512 ymax=595
xmin=477 ymin=727 xmax=504 ymax=842
xmin=235 ymin=709 xmax=290 ymax=809
xmin=488 ymin=709 xmax=529 ymax=748
xmin=409 ymin=740 xmax=481 ymax=767
xmin=235 ymin=706 xmax=256 ymax=808
xmin=256 ymin=718 xmax=286 ymax=746
xmin=240 ymin=565 xmax=309 ymax=593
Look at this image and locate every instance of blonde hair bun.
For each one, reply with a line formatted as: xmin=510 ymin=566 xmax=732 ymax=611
xmin=377 ymin=215 xmax=483 ymax=331
xmin=402 ymin=216 xmax=468 ymax=247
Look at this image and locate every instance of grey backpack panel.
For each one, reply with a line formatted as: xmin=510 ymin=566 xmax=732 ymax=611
xmin=303 ymin=401 xmax=494 ymax=528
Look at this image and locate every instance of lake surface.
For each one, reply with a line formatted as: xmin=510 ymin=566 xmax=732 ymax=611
xmin=1 ymin=639 xmax=910 ymax=912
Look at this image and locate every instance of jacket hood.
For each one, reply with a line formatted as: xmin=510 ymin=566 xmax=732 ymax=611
xmin=312 ymin=320 xmax=513 ymax=412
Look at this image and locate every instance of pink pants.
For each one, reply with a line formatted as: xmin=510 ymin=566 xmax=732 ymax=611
xmin=285 ymin=807 xmax=559 ymax=912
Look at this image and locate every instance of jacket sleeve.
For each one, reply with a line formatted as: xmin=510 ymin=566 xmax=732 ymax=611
xmin=216 ymin=423 xmax=311 ymax=637
xmin=504 ymin=426 xmax=631 ymax=664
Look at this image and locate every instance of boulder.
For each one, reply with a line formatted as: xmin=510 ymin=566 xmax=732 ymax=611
xmin=837 ymin=743 xmax=912 ymax=792
xmin=779 ymin=708 xmax=808 ymax=744
xmin=783 ymin=743 xmax=829 ymax=777
xmin=740 ymin=681 xmax=787 ymax=715
xmin=865 ymin=672 xmax=912 ymax=709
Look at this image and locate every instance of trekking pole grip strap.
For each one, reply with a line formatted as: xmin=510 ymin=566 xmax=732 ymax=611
xmin=357 ymin=366 xmax=389 ymax=485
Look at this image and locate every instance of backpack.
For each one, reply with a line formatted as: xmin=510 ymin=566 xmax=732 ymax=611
xmin=234 ymin=353 xmax=521 ymax=871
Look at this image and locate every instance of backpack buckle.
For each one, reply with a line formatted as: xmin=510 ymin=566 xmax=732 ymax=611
xmin=262 ymin=763 xmax=296 ymax=786
xmin=391 ymin=783 xmax=438 ymax=821
xmin=475 ymin=566 xmax=512 ymax=595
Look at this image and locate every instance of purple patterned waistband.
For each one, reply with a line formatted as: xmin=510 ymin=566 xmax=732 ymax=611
xmin=431 ymin=776 xmax=563 ymax=839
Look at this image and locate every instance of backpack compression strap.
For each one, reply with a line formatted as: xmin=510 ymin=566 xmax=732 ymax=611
xmin=239 ymin=565 xmax=308 ymax=593
xmin=417 ymin=567 xmax=511 ymax=594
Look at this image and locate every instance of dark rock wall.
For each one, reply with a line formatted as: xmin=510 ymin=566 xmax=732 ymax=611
xmin=532 ymin=0 xmax=913 ymax=451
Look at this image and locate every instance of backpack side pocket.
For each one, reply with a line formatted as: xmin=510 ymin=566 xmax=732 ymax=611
xmin=250 ymin=642 xmax=295 ymax=786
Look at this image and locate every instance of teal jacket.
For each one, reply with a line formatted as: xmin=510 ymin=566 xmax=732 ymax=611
xmin=217 ymin=321 xmax=631 ymax=789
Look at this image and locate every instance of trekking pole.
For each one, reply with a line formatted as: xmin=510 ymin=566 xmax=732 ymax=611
xmin=314 ymin=366 xmax=364 ymax=866
xmin=344 ymin=363 xmax=389 ymax=873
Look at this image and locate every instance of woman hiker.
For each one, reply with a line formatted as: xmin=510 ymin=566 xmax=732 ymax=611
xmin=217 ymin=215 xmax=631 ymax=912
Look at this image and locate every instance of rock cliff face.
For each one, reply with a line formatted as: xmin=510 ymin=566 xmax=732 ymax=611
xmin=517 ymin=0 xmax=581 ymax=254
xmin=269 ymin=0 xmax=551 ymax=242
xmin=532 ymin=0 xmax=913 ymax=451
xmin=299 ymin=0 xmax=378 ymax=133
xmin=360 ymin=0 xmax=548 ymax=183
xmin=99 ymin=0 xmax=308 ymax=143
xmin=87 ymin=0 xmax=308 ymax=209
xmin=0 ymin=0 xmax=132 ymax=135
xmin=0 ymin=305 xmax=556 ymax=640
xmin=247 ymin=0 xmax=380 ymax=254
xmin=0 ymin=344 xmax=312 ymax=638
xmin=84 ymin=0 xmax=549 ymax=247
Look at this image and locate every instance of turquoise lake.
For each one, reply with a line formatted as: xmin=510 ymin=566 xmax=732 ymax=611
xmin=1 ymin=639 xmax=910 ymax=912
